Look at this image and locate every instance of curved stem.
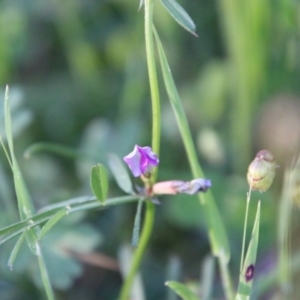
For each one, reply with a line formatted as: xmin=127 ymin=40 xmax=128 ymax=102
xmin=119 ymin=1 xmax=160 ymax=299
xmin=119 ymin=201 xmax=155 ymax=300
xmin=145 ymin=0 xmax=160 ymax=183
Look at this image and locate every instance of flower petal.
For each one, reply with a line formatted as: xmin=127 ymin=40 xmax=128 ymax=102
xmin=123 ymin=145 xmax=159 ymax=177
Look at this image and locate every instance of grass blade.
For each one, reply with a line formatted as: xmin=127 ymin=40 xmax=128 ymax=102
xmin=166 ymin=281 xmax=200 ymax=300
xmin=153 ymin=28 xmax=230 ymax=262
xmin=38 ymin=209 xmax=67 ymax=240
xmin=235 ymin=201 xmax=261 ymax=300
xmin=5 ymin=86 xmax=35 ymax=219
xmin=160 ymin=0 xmax=197 ymax=36
xmin=277 ymin=157 xmax=296 ymax=295
xmin=4 ymin=86 xmax=40 ymax=256
xmin=7 ymin=232 xmax=26 ymax=270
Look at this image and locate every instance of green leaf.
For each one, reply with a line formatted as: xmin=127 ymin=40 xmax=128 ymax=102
xmin=5 ymin=86 xmax=35 ymax=219
xmin=108 ymin=154 xmax=133 ymax=194
xmin=4 ymin=86 xmax=39 ymax=256
xmin=90 ymin=164 xmax=109 ymax=204
xmin=166 ymin=281 xmax=200 ymax=300
xmin=38 ymin=209 xmax=67 ymax=240
xmin=7 ymin=232 xmax=26 ymax=270
xmin=160 ymin=0 xmax=197 ymax=36
xmin=131 ymin=198 xmax=144 ymax=248
xmin=235 ymin=201 xmax=261 ymax=300
xmin=153 ymin=28 xmax=230 ymax=262
xmin=4 ymin=86 xmax=14 ymax=157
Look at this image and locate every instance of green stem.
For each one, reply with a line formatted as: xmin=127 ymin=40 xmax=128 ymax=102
xmin=38 ymin=247 xmax=55 ymax=300
xmin=145 ymin=0 xmax=161 ymax=183
xmin=119 ymin=201 xmax=155 ymax=300
xmin=240 ymin=186 xmax=252 ymax=273
xmin=119 ymin=0 xmax=160 ymax=298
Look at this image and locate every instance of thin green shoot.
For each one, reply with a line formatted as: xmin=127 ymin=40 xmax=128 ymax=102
xmin=240 ymin=184 xmax=252 ymax=273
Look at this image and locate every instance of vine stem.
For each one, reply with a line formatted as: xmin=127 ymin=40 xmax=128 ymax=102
xmin=240 ymin=185 xmax=252 ymax=273
xmin=119 ymin=0 xmax=160 ymax=299
xmin=145 ymin=0 xmax=161 ymax=183
xmin=119 ymin=201 xmax=155 ymax=300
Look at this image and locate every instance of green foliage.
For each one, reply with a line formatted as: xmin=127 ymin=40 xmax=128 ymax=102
xmin=1 ymin=87 xmax=55 ymax=299
xmin=236 ymin=201 xmax=261 ymax=299
xmin=0 ymin=0 xmax=298 ymax=299
xmin=38 ymin=210 xmax=67 ymax=240
xmin=108 ymin=154 xmax=133 ymax=194
xmin=154 ymin=27 xmax=230 ymax=263
xmin=90 ymin=164 xmax=109 ymax=204
xmin=160 ymin=0 xmax=197 ymax=36
xmin=0 ymin=195 xmax=139 ymax=247
xmin=7 ymin=232 xmax=26 ymax=270
xmin=166 ymin=281 xmax=200 ymax=300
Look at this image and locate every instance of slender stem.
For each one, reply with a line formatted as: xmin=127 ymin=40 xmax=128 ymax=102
xmin=119 ymin=0 xmax=160 ymax=298
xmin=38 ymin=244 xmax=55 ymax=300
xmin=145 ymin=0 xmax=161 ymax=183
xmin=240 ymin=185 xmax=252 ymax=273
xmin=119 ymin=201 xmax=155 ymax=300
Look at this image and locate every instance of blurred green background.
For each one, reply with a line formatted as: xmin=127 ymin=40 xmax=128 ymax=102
xmin=0 ymin=0 xmax=300 ymax=299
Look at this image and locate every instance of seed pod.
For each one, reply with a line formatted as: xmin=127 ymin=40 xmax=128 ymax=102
xmin=247 ymin=150 xmax=276 ymax=192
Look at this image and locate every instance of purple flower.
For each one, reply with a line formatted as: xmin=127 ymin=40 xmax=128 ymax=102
xmin=174 ymin=178 xmax=211 ymax=195
xmin=123 ymin=145 xmax=159 ymax=177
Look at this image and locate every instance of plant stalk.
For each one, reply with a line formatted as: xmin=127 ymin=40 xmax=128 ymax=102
xmin=119 ymin=0 xmax=160 ymax=299
xmin=240 ymin=186 xmax=252 ymax=273
xmin=145 ymin=0 xmax=160 ymax=182
xmin=119 ymin=201 xmax=155 ymax=300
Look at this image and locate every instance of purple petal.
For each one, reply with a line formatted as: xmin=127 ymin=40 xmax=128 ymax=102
xmin=123 ymin=145 xmax=159 ymax=177
xmin=175 ymin=178 xmax=211 ymax=195
xmin=190 ymin=178 xmax=211 ymax=193
xmin=123 ymin=146 xmax=142 ymax=177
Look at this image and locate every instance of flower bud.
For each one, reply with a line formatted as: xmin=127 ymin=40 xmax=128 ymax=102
xmin=247 ymin=150 xmax=276 ymax=192
xmin=152 ymin=178 xmax=211 ymax=195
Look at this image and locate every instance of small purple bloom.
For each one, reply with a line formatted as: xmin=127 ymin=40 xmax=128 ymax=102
xmin=123 ymin=145 xmax=159 ymax=177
